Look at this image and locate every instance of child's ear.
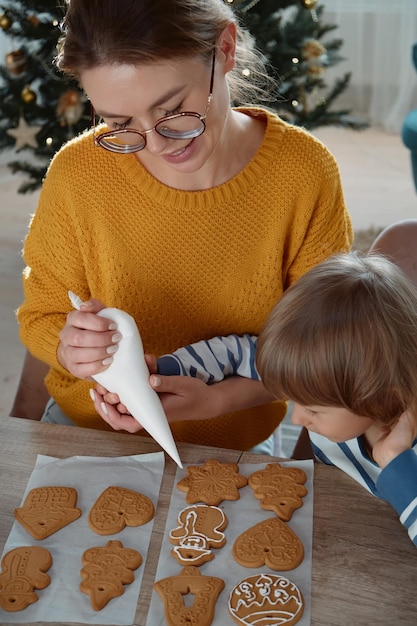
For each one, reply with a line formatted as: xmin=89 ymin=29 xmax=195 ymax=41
xmin=217 ymin=22 xmax=237 ymax=73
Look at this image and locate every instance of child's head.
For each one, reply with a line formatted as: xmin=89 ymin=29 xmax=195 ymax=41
xmin=256 ymin=252 xmax=417 ymax=427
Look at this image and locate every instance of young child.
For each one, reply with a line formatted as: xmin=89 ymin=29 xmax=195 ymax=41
xmin=256 ymin=251 xmax=417 ymax=547
xmin=157 ymin=251 xmax=417 ymax=547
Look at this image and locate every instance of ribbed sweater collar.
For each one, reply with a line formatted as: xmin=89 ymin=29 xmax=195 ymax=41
xmin=112 ymin=108 xmax=283 ymax=211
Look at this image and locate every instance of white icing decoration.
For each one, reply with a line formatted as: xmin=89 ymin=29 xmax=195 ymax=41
xmin=228 ymin=573 xmax=304 ymax=625
xmin=169 ymin=505 xmax=226 ymax=565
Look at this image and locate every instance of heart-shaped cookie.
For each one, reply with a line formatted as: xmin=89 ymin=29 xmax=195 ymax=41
xmin=88 ymin=486 xmax=154 ymax=535
xmin=233 ymin=517 xmax=304 ymax=570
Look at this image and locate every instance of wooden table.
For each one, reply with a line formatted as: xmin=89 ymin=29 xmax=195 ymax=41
xmin=0 ymin=416 xmax=416 ymax=625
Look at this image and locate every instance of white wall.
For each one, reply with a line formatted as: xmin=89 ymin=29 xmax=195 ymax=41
xmin=322 ymin=0 xmax=417 ymax=132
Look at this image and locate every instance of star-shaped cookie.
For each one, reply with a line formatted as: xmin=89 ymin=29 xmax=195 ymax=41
xmin=177 ymin=459 xmax=248 ymax=506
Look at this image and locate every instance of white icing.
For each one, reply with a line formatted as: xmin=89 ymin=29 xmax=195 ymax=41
xmin=228 ymin=573 xmax=303 ymax=625
xmin=169 ymin=505 xmax=226 ymax=565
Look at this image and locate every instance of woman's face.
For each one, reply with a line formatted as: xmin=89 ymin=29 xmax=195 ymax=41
xmin=80 ymin=54 xmax=232 ymax=181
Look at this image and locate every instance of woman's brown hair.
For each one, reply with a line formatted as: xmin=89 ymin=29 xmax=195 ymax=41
xmin=56 ymin=0 xmax=275 ymax=105
xmin=257 ymin=252 xmax=417 ymax=424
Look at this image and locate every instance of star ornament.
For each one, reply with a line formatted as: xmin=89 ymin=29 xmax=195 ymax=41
xmin=7 ymin=115 xmax=41 ymax=151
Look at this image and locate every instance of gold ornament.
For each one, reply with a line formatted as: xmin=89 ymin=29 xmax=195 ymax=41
xmin=0 ymin=13 xmax=12 ymax=31
xmin=27 ymin=15 xmax=40 ymax=28
xmin=5 ymin=50 xmax=27 ymax=76
xmin=21 ymin=85 xmax=37 ymax=104
xmin=56 ymin=90 xmax=84 ymax=125
xmin=301 ymin=39 xmax=326 ymax=61
xmin=7 ymin=116 xmax=41 ymax=151
xmin=301 ymin=38 xmax=327 ymax=75
xmin=302 ymin=0 xmax=318 ymax=9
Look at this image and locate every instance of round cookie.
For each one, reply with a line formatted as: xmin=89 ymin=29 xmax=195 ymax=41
xmin=228 ymin=573 xmax=304 ymax=625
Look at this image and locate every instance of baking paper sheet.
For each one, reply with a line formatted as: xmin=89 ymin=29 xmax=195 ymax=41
xmin=147 ymin=459 xmax=314 ymax=625
xmin=0 ymin=452 xmax=165 ymax=625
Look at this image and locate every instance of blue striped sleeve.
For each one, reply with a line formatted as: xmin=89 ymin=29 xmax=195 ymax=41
xmin=156 ymin=334 xmax=259 ymax=384
xmin=376 ymin=448 xmax=417 ymax=546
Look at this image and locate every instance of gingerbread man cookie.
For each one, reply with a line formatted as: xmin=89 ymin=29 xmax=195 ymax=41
xmin=169 ymin=504 xmax=228 ymax=566
xmin=0 ymin=546 xmax=52 ymax=612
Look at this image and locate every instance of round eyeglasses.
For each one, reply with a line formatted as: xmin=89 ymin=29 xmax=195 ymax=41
xmin=92 ymin=50 xmax=215 ymax=154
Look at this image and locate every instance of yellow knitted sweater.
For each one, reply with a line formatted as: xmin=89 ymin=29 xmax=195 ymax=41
xmin=18 ymin=108 xmax=352 ymax=450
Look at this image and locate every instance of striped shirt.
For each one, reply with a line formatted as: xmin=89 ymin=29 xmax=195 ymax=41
xmin=158 ymin=332 xmax=417 ymax=547
xmin=157 ymin=333 xmax=259 ymax=383
xmin=310 ymin=432 xmax=417 ymax=547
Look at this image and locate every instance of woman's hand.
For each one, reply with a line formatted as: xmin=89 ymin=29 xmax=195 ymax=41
xmin=90 ymin=371 xmax=216 ymax=433
xmin=90 ymin=354 xmax=158 ymax=432
xmin=57 ymin=299 xmax=121 ymax=380
xmin=90 ymin=355 xmax=274 ymax=434
xmin=371 ymin=410 xmax=417 ymax=468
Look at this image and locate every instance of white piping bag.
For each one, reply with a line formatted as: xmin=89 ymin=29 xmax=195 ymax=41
xmin=68 ymin=291 xmax=182 ymax=467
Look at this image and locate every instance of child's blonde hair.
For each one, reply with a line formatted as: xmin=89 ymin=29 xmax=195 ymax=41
xmin=257 ymin=252 xmax=417 ymax=424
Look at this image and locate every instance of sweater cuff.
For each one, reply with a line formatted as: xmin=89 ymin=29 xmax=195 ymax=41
xmin=157 ymin=355 xmax=183 ymax=376
xmin=376 ymin=448 xmax=417 ymax=515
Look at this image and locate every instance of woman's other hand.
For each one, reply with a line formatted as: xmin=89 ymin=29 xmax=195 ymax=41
xmin=89 ymin=353 xmax=158 ymax=432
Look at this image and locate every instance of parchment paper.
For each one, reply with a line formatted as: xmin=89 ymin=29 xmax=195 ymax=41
xmin=147 ymin=459 xmax=314 ymax=625
xmin=0 ymin=452 xmax=165 ymax=625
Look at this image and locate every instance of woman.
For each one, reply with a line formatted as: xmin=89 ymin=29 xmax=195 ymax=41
xmin=17 ymin=0 xmax=352 ymax=451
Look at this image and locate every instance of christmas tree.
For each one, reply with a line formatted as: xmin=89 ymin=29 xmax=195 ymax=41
xmin=0 ymin=0 xmax=365 ymax=193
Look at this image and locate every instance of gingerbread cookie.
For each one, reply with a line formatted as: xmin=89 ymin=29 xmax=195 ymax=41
xmin=169 ymin=504 xmax=228 ymax=566
xmin=14 ymin=486 xmax=82 ymax=540
xmin=233 ymin=517 xmax=304 ymax=570
xmin=88 ymin=486 xmax=154 ymax=535
xmin=248 ymin=463 xmax=307 ymax=521
xmin=80 ymin=539 xmax=142 ymax=610
xmin=154 ymin=565 xmax=224 ymax=626
xmin=176 ymin=459 xmax=248 ymax=506
xmin=228 ymin=573 xmax=304 ymax=625
xmin=0 ymin=546 xmax=52 ymax=612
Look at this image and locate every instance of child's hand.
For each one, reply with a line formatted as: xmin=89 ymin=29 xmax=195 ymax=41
xmin=372 ymin=410 xmax=417 ymax=468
